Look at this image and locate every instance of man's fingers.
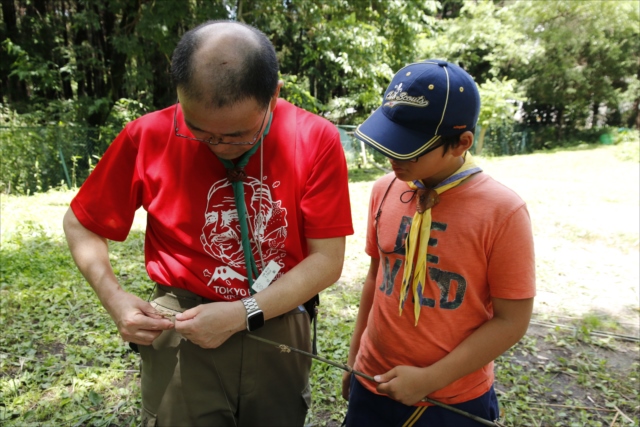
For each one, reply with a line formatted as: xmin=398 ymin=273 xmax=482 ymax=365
xmin=143 ymin=308 xmax=165 ymax=319
xmin=175 ymin=305 xmax=199 ymax=321
xmin=135 ymin=312 xmax=174 ymax=330
xmin=140 ymin=301 xmax=176 ymax=320
xmin=119 ymin=313 xmax=173 ymax=340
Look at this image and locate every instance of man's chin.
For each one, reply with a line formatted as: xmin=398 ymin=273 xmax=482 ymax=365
xmin=207 ymin=146 xmax=251 ymax=160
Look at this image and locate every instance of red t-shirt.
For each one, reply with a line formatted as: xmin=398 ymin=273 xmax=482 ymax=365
xmin=355 ymin=172 xmax=535 ymax=405
xmin=71 ymin=99 xmax=354 ymax=301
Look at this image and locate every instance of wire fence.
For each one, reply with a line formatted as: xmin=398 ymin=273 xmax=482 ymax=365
xmin=1 ymin=122 xmax=601 ymax=195
xmin=0 ymin=126 xmax=117 ymax=195
xmin=337 ymin=123 xmax=536 ymax=169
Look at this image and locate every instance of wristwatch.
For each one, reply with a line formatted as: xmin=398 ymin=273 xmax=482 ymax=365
xmin=241 ymin=296 xmax=265 ymax=331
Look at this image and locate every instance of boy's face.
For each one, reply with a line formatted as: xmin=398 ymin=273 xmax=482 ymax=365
xmin=387 ymin=131 xmax=474 ymax=186
xmin=387 ymin=144 xmax=463 ymax=187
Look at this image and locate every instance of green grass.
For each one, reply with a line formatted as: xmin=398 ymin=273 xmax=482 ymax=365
xmin=1 ymin=140 xmax=638 ymax=426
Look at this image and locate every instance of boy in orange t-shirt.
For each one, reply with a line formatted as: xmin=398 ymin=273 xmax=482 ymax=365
xmin=342 ymin=60 xmax=535 ymax=426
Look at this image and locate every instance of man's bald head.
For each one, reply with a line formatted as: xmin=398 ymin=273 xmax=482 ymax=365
xmin=171 ymin=21 xmax=279 ymax=109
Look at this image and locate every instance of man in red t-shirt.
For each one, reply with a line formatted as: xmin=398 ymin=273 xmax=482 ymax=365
xmin=341 ymin=61 xmax=535 ymax=426
xmin=63 ymin=20 xmax=353 ymax=426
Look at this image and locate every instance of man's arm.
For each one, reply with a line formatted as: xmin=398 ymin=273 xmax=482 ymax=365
xmin=174 ymin=236 xmax=346 ymax=348
xmin=341 ymin=257 xmax=379 ymax=400
xmin=375 ymin=297 xmax=534 ymax=405
xmin=63 ymin=208 xmax=174 ymax=344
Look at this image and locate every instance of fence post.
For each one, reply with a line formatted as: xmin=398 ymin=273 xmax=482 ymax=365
xmin=58 ymin=148 xmax=72 ymax=189
xmin=475 ymin=125 xmax=486 ymax=155
xmin=360 ymin=139 xmax=368 ymax=166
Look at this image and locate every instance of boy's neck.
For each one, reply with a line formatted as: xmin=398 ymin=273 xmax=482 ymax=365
xmin=420 ymin=155 xmax=465 ymax=188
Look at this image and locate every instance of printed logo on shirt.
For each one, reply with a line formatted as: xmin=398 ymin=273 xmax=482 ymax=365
xmin=200 ymin=177 xmax=288 ymax=298
xmin=380 ymin=216 xmax=467 ymax=311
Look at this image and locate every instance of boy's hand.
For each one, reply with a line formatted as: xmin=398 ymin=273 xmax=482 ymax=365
xmin=341 ymin=372 xmax=352 ymax=401
xmin=375 ymin=365 xmax=443 ymax=406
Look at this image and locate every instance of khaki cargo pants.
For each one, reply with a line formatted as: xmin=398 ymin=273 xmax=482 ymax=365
xmin=139 ymin=285 xmax=312 ymax=427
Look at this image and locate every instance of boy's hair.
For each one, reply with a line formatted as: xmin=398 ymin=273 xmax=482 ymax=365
xmin=440 ymin=128 xmax=476 ymax=156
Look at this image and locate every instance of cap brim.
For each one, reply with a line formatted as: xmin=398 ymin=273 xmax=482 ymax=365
xmin=354 ymin=107 xmax=440 ymax=161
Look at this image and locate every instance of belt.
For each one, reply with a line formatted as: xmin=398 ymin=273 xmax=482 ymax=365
xmin=151 ymin=284 xmax=305 ymax=318
xmin=150 ymin=284 xmax=215 ymax=317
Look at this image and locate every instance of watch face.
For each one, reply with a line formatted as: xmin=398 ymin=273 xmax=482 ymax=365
xmin=247 ymin=310 xmax=265 ymax=331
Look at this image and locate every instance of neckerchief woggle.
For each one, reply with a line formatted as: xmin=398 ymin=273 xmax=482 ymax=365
xmin=218 ymin=113 xmax=272 ymax=294
xmin=399 ymin=153 xmax=482 ymax=325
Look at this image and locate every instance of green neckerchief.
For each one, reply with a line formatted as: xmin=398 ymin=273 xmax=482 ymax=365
xmin=218 ymin=113 xmax=272 ymax=293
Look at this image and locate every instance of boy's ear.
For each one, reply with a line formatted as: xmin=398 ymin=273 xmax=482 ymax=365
xmin=452 ymin=131 xmax=474 ymax=156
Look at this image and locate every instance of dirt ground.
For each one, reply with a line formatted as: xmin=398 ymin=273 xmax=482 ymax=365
xmin=337 ymin=152 xmax=640 ymax=425
xmin=345 ymin=148 xmax=640 ymax=336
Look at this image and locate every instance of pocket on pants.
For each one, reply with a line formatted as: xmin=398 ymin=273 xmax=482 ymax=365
xmin=141 ymin=407 xmax=157 ymax=427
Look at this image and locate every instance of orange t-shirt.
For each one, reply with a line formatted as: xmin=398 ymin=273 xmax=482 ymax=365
xmin=355 ymin=172 xmax=536 ymax=405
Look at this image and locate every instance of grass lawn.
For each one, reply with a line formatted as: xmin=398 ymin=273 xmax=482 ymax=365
xmin=1 ymin=141 xmax=638 ymax=426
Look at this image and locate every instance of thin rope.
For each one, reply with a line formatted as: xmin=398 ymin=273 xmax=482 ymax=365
xmin=218 ymin=113 xmax=272 ymax=291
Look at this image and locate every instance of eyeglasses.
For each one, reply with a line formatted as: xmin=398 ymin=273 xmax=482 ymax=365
xmin=173 ymin=103 xmax=270 ymax=146
xmin=391 ymin=139 xmax=445 ymax=163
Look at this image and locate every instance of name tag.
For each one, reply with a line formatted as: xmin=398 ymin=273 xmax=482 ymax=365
xmin=252 ymin=260 xmax=281 ymax=293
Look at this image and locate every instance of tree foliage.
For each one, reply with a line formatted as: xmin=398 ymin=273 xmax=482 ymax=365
xmin=1 ymin=0 xmax=438 ymax=127
xmin=3 ymin=0 xmax=636 ymax=130
xmin=421 ymin=0 xmax=640 ymax=134
xmin=475 ymin=77 xmax=527 ymax=154
xmin=0 ymin=0 xmax=638 ymax=195
xmin=1 ymin=0 xmax=231 ymax=127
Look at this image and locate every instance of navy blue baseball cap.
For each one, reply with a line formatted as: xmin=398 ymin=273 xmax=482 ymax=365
xmin=355 ymin=60 xmax=480 ymax=161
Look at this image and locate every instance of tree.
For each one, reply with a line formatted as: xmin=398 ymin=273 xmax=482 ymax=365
xmin=0 ymin=0 xmax=231 ymax=128
xmin=419 ymin=0 xmax=535 ymax=83
xmin=511 ymin=1 xmax=639 ymax=133
xmin=242 ymin=0 xmax=440 ymax=123
xmin=475 ymin=77 xmax=527 ymax=154
xmin=419 ymin=0 xmax=640 ymax=137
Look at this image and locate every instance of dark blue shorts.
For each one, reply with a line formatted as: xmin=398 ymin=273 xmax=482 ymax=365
xmin=344 ymin=375 xmax=499 ymax=427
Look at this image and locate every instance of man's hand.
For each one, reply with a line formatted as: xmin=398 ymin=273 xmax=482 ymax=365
xmin=106 ymin=290 xmax=174 ymax=345
xmin=64 ymin=208 xmax=174 ymax=346
xmin=174 ymin=301 xmax=245 ymax=348
xmin=375 ymin=365 xmax=443 ymax=406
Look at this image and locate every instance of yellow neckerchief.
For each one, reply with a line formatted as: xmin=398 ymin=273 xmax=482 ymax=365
xmin=399 ymin=153 xmax=482 ymax=325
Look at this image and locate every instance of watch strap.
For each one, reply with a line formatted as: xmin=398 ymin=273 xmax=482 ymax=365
xmin=241 ymin=296 xmax=264 ymax=331
xmin=241 ymin=296 xmax=260 ymax=315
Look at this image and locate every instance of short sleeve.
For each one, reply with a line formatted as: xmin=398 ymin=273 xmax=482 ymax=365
xmin=70 ymin=126 xmax=143 ymax=241
xmin=487 ymin=204 xmax=536 ymax=299
xmin=299 ymin=124 xmax=353 ymax=239
xmin=365 ymin=183 xmax=381 ymax=258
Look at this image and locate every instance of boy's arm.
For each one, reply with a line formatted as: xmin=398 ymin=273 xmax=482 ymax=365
xmin=342 ymin=257 xmax=380 ymax=400
xmin=375 ymin=296 xmax=533 ymax=405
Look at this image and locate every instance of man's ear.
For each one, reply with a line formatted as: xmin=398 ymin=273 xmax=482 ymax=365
xmin=270 ymin=81 xmax=284 ymax=111
xmin=451 ymin=131 xmax=474 ymax=156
